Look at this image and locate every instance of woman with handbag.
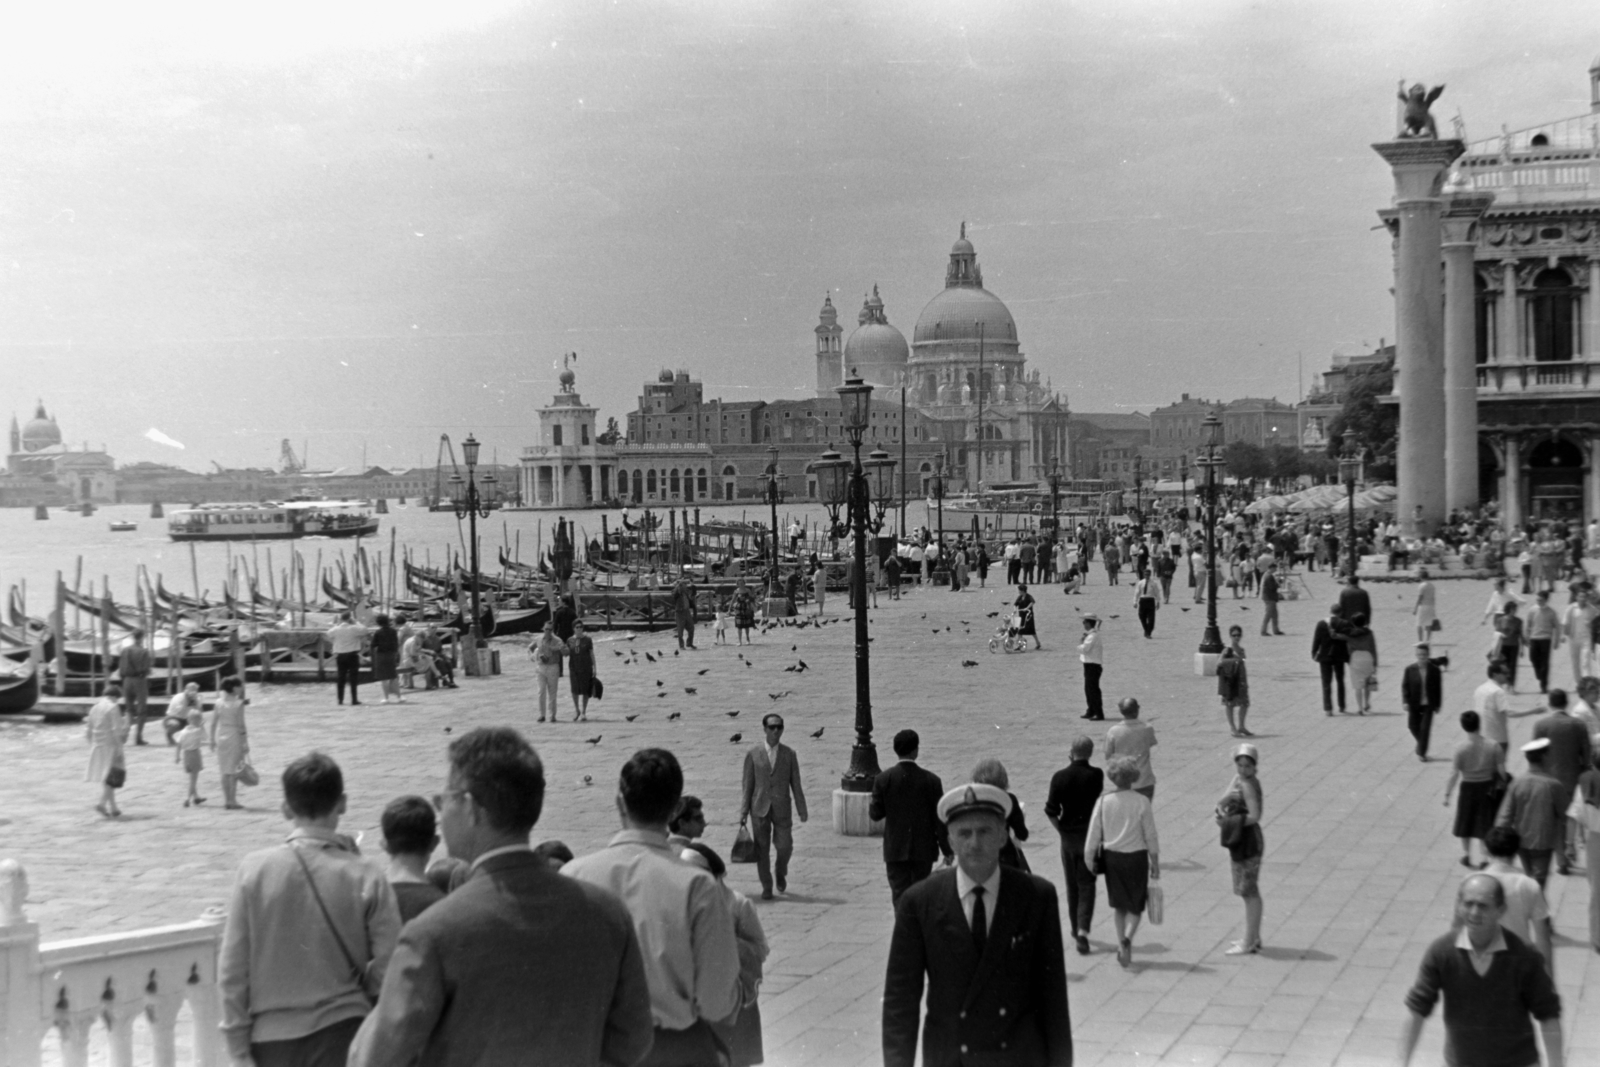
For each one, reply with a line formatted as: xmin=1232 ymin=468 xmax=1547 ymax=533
xmin=1216 ymin=743 xmax=1265 ymax=956
xmin=1345 ymin=613 xmax=1378 ymax=714
xmin=566 ymin=620 xmax=596 ymax=722
xmin=86 ymin=682 xmax=128 ymax=817
xmin=212 ymin=676 xmax=251 ymax=810
xmin=1443 ymin=710 xmax=1504 ymax=869
xmin=1084 ymin=756 xmax=1159 ymax=968
xmin=970 ymin=758 xmax=1030 ymax=872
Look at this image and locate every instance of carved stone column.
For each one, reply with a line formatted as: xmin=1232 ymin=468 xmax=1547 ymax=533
xmin=1373 ymin=137 xmax=1464 ymax=537
xmin=1500 ymin=258 xmax=1521 ymax=364
xmin=1588 ymin=257 xmax=1600 ymax=360
xmin=1442 ymin=192 xmax=1493 ymax=515
xmin=1503 ymin=434 xmax=1523 ymax=529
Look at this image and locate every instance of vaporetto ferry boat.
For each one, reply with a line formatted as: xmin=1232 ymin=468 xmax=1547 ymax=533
xmin=167 ymin=500 xmax=380 ymax=542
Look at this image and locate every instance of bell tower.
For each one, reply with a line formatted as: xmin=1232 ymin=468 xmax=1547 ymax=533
xmin=815 ymin=294 xmax=843 ymax=397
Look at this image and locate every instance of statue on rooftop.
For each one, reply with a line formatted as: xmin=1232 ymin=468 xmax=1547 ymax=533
xmin=1397 ymin=81 xmax=1445 ymax=139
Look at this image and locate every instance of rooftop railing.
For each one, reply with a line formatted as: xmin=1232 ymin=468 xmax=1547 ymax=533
xmin=1458 ymin=112 xmax=1600 ymax=204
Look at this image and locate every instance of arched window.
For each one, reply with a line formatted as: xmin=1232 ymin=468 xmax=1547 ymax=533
xmin=682 ymin=468 xmax=693 ymax=501
xmin=697 ymin=468 xmax=708 ymax=494
xmin=647 ymin=469 xmax=657 ymax=496
xmin=1530 ymin=268 xmax=1578 ymax=363
xmin=670 ymin=470 xmax=680 ymax=495
xmin=722 ymin=465 xmax=737 ymax=477
xmin=632 ymin=470 xmax=643 ymax=500
xmin=1475 ymin=273 xmax=1493 ymax=365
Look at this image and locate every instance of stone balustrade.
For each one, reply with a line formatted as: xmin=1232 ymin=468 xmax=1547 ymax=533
xmin=1 ymin=860 xmax=223 ymax=1067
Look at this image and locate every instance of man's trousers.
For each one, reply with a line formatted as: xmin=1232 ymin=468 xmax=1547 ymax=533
xmin=752 ymin=813 xmax=794 ymax=892
xmin=1319 ymin=661 xmax=1346 ymax=712
xmin=886 ymin=858 xmax=935 ymax=906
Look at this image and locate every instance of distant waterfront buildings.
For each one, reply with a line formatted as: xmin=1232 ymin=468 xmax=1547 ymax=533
xmin=1 ymin=402 xmax=116 ymax=506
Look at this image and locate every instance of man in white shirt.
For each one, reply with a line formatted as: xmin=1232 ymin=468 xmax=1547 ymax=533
xmin=1563 ymin=589 xmax=1597 ymax=687
xmin=326 ymin=612 xmax=369 ymax=706
xmin=1474 ymin=663 xmax=1512 ymax=756
xmin=1079 ymin=614 xmax=1105 ymax=721
xmin=1476 ymin=826 xmax=1554 ymax=975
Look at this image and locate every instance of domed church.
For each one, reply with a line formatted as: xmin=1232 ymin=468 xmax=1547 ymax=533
xmin=4 ymin=401 xmax=116 ymax=504
xmin=813 ymin=225 xmax=1069 ymax=491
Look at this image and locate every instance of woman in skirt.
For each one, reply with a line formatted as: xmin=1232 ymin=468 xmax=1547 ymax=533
xmin=1014 ymin=584 xmax=1040 ymax=650
xmin=1217 ymin=743 xmax=1265 ymax=955
xmin=1443 ymin=710 xmax=1504 ymax=868
xmin=1085 ymin=756 xmax=1160 ymax=968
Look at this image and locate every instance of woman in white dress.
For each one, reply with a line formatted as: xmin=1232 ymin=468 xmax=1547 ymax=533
xmin=210 ymin=676 xmax=250 ymax=809
xmin=85 ymin=683 xmax=128 ymax=817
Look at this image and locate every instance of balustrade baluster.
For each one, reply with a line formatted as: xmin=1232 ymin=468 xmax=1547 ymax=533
xmin=54 ymin=1012 xmax=93 ymax=1067
xmin=147 ymin=991 xmax=187 ymax=1067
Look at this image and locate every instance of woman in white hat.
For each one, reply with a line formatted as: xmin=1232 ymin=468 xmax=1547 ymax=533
xmin=1216 ymin=743 xmax=1265 ymax=955
xmin=1084 ymin=755 xmax=1159 ymax=967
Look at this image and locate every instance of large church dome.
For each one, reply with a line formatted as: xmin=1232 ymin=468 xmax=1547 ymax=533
xmin=20 ymin=402 xmax=60 ymax=452
xmin=843 ymin=286 xmax=909 ymax=387
xmin=911 ymin=226 xmax=1019 ymax=347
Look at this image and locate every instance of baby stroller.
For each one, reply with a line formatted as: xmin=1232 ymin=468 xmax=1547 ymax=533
xmin=988 ymin=613 xmax=1029 ymax=654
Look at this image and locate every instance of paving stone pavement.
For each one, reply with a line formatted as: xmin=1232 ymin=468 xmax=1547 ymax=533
xmin=4 ymin=564 xmax=1599 ymax=1066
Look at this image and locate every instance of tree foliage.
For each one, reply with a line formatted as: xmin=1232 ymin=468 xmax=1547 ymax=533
xmin=1222 ymin=440 xmax=1269 ymax=483
xmin=1324 ymin=358 xmax=1397 ymax=482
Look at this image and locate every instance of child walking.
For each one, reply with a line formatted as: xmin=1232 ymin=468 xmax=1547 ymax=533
xmin=175 ymin=709 xmax=206 ymax=806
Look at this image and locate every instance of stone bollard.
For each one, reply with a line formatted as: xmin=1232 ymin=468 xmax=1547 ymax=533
xmin=0 ymin=858 xmax=43 ymax=1067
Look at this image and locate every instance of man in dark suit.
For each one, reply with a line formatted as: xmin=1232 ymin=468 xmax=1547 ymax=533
xmin=1310 ymin=604 xmax=1349 ymax=715
xmin=1258 ymin=564 xmax=1285 ymax=636
xmin=348 ymin=727 xmax=654 ymax=1067
xmin=882 ymin=784 xmax=1072 ymax=1067
xmin=1402 ymin=642 xmax=1445 ymax=761
xmin=1338 ymin=574 xmax=1371 ymax=626
xmin=740 ymin=713 xmax=808 ymax=900
xmin=869 ymin=729 xmax=952 ymax=905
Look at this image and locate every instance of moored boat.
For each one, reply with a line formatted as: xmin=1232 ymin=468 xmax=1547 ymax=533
xmin=0 ymin=659 xmax=40 ymax=715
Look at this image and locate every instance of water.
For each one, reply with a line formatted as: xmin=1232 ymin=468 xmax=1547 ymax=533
xmin=0 ymin=499 xmax=952 ymax=612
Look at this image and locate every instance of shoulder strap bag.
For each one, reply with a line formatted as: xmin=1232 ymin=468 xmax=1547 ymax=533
xmin=1090 ymin=800 xmax=1107 ymax=877
xmin=289 ymin=844 xmax=375 ymax=1006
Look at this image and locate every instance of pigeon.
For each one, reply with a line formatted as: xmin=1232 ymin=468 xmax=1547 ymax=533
xmin=729 ymin=733 xmax=743 ymax=743
xmin=791 ymin=645 xmax=798 ymax=652
xmin=986 ymin=611 xmax=999 ymax=618
xmin=1109 ymin=615 xmax=1120 ymax=620
xmin=797 ymin=659 xmax=808 ymax=671
xmin=726 ymin=710 xmax=741 ymax=718
xmin=809 ymin=727 xmax=825 ymax=738
xmin=613 ymin=650 xmax=625 ymax=657
xmin=625 ymin=713 xmax=640 ymax=722
xmin=674 ymin=650 xmax=680 ymax=657
xmin=697 ymin=668 xmax=710 ymax=675
xmin=443 ymin=726 xmax=453 ymax=733
xmin=579 ymin=774 xmax=593 ymax=786
xmin=784 ymin=665 xmax=797 ymax=673
xmin=769 ymin=691 xmax=791 ymax=701
xmin=657 ymin=692 xmax=668 ymax=698
xmin=684 ymin=687 xmax=698 ymax=695
xmin=656 ymin=680 xmax=664 ymax=688
xmin=746 ymin=662 xmax=753 ymax=668
xmin=932 ymin=629 xmax=940 ymax=634
xmin=1180 ymin=607 xmax=1190 ymax=612
xmin=625 ymin=634 xmax=637 ymax=642
xmin=668 ymin=712 xmax=682 ymax=720
xmin=645 ymin=652 xmax=656 ymax=663
xmin=961 ymin=660 xmax=979 ymax=668
xmin=585 ymin=735 xmax=602 ymax=746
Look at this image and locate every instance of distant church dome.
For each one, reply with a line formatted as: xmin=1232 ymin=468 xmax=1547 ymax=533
xmin=20 ymin=402 xmax=60 ymax=453
xmin=842 ymin=285 xmax=909 ymax=388
xmin=912 ymin=225 xmax=1018 ymax=346
xmin=658 ymin=368 xmax=675 ymax=383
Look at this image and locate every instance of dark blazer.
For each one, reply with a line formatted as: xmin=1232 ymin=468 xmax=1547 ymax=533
xmin=882 ymin=866 xmax=1072 ymax=1067
xmin=1338 ymin=585 xmax=1372 ymax=624
xmin=869 ymin=760 xmax=951 ymax=864
xmin=347 ymin=851 xmax=654 ymax=1067
xmin=1401 ymin=661 xmax=1444 ymax=713
xmin=1311 ymin=620 xmax=1348 ymax=665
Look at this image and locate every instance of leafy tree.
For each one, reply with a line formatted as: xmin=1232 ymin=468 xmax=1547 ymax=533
xmin=1266 ymin=444 xmax=1303 ymax=488
xmin=1222 ymin=440 xmax=1269 ymax=486
xmin=1324 ymin=357 xmax=1397 ymax=482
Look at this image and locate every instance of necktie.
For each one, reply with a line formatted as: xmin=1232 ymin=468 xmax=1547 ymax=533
xmin=971 ymin=886 xmax=988 ymax=959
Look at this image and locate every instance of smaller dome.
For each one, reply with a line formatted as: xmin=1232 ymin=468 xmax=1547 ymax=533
xmin=657 ymin=368 xmax=674 ymax=383
xmin=951 ymin=236 xmax=975 ymax=255
xmin=20 ymin=402 xmax=60 ymax=453
xmin=844 ymin=322 xmax=910 ymax=372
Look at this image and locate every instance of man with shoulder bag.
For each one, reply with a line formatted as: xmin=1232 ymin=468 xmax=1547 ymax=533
xmin=220 ymin=753 xmax=400 ymax=1067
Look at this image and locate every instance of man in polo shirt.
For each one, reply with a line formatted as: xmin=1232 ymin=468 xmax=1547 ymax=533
xmin=1400 ymin=874 xmax=1562 ymax=1067
xmin=564 ymin=748 xmax=739 ymax=1066
xmin=326 ymin=612 xmax=369 ymax=706
xmin=1474 ymin=663 xmax=1513 ymax=756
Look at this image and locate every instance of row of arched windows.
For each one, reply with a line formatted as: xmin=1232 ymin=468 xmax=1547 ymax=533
xmin=1475 ymin=268 xmax=1581 ymax=364
xmin=626 ymin=467 xmax=713 ymax=502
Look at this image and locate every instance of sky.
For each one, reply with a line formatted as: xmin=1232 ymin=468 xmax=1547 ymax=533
xmin=3 ymin=0 xmax=1597 ymax=472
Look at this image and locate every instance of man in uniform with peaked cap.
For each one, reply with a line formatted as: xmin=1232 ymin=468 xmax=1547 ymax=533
xmin=882 ymin=783 xmax=1072 ymax=1067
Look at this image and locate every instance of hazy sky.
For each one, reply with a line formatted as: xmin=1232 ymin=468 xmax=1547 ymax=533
xmin=3 ymin=1 xmax=1596 ymax=471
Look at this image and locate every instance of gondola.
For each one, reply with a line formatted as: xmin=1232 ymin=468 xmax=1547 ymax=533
xmin=0 ymin=659 xmax=40 ymax=714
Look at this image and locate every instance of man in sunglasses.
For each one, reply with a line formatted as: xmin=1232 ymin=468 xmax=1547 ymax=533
xmin=740 ymin=713 xmax=809 ymax=901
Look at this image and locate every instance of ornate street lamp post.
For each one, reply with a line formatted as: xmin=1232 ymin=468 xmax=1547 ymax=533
xmin=1195 ymin=414 xmax=1224 ymax=674
xmin=1133 ymin=454 xmax=1144 ymax=532
xmin=1047 ymin=457 xmax=1063 ymax=550
xmin=1340 ymin=428 xmax=1361 ymax=580
xmin=932 ymin=449 xmax=947 ymax=564
xmin=1179 ymin=453 xmax=1189 ymax=519
xmin=809 ymin=378 xmax=896 ymax=804
xmin=764 ymin=445 xmax=786 ymax=598
xmin=450 ymin=434 xmax=497 ymax=677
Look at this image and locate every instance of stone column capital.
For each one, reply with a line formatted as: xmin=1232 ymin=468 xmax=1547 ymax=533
xmin=1373 ymin=139 xmax=1466 ymax=200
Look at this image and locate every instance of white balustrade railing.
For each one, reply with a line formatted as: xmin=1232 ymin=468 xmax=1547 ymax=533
xmin=1 ymin=861 xmax=223 ymax=1067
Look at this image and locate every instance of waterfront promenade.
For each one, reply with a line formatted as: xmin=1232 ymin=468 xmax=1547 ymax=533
xmin=4 ymin=563 xmax=1598 ymax=1066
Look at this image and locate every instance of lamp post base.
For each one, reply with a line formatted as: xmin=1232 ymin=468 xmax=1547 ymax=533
xmin=461 ymin=631 xmax=481 ymax=678
xmin=832 ymin=788 xmax=884 ymax=837
xmin=1194 ymin=651 xmax=1222 ymax=677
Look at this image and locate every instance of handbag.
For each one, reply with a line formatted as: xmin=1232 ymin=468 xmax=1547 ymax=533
xmin=289 ymin=845 xmax=375 ymax=1006
xmin=105 ymin=763 xmax=127 ymax=789
xmin=235 ymin=757 xmax=260 ymax=788
xmin=1146 ymin=880 xmax=1164 ymax=926
xmin=1429 ymin=618 xmax=1442 ymax=633
xmin=730 ymin=818 xmax=758 ymax=864
xmin=590 ymin=676 xmax=604 ymax=700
